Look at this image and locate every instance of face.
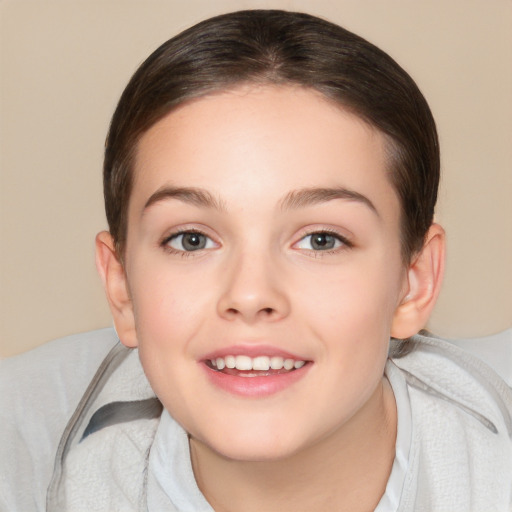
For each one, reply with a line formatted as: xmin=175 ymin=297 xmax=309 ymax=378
xmin=123 ymin=85 xmax=407 ymax=461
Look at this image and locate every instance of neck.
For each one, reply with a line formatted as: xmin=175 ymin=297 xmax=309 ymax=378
xmin=190 ymin=377 xmax=397 ymax=512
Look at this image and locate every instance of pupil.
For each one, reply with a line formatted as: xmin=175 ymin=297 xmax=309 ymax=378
xmin=183 ymin=233 xmax=205 ymax=251
xmin=312 ymin=233 xmax=335 ymax=250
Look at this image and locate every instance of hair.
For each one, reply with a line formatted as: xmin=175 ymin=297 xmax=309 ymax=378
xmin=103 ymin=9 xmax=439 ymax=263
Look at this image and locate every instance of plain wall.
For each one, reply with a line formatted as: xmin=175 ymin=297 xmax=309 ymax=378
xmin=1 ymin=0 xmax=511 ymax=358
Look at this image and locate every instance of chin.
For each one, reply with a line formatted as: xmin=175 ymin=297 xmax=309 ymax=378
xmin=193 ymin=426 xmax=309 ymax=463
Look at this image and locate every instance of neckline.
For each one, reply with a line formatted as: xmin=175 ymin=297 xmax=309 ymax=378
xmin=374 ymin=360 xmax=413 ymax=512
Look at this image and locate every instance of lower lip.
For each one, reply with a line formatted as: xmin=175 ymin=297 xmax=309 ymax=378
xmin=202 ymin=364 xmax=311 ymax=398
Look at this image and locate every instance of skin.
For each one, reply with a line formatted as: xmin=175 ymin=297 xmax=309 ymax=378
xmin=96 ymin=85 xmax=445 ymax=511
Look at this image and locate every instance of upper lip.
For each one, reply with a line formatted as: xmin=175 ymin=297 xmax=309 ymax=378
xmin=202 ymin=344 xmax=309 ymax=361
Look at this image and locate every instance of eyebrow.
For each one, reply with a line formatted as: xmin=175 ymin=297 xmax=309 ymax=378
xmin=143 ymin=186 xmax=226 ymax=213
xmin=280 ymin=187 xmax=379 ymax=216
xmin=142 ymin=185 xmax=378 ymax=217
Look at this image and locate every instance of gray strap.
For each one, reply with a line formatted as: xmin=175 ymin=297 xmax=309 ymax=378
xmin=46 ymin=342 xmax=131 ymax=511
xmin=400 ymin=366 xmax=498 ymax=434
xmin=392 ymin=334 xmax=512 ymax=437
xmin=80 ymin=398 xmax=163 ymax=442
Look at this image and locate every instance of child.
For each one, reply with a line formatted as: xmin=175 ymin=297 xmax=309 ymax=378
xmin=1 ymin=9 xmax=511 ymax=512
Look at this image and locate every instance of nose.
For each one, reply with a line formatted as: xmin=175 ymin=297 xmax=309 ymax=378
xmin=216 ymin=249 xmax=290 ymax=323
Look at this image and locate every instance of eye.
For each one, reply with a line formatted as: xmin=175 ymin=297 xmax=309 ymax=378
xmin=295 ymin=231 xmax=348 ymax=251
xmin=165 ymin=231 xmax=215 ymax=252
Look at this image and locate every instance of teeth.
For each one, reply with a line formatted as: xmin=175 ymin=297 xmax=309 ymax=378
xmin=252 ymin=356 xmax=270 ymax=371
xmin=270 ymin=356 xmax=284 ymax=369
xmin=225 ymin=355 xmax=236 ymax=369
xmin=235 ymin=355 xmax=252 ymax=371
xmin=283 ymin=359 xmax=294 ymax=370
xmin=209 ymin=355 xmax=306 ymax=372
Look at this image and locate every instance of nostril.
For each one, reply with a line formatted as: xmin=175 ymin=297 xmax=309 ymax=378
xmin=262 ymin=307 xmax=274 ymax=315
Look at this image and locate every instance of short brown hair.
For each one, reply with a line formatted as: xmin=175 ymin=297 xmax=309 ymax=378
xmin=103 ymin=10 xmax=439 ymax=262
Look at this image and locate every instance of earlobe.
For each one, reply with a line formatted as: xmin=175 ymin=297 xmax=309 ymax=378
xmin=391 ymin=224 xmax=445 ymax=339
xmin=95 ymin=231 xmax=138 ymax=348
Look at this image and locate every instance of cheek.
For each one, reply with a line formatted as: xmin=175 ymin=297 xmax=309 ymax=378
xmin=129 ymin=262 xmax=213 ymax=350
xmin=296 ymin=256 xmax=402 ymax=331
xmin=128 ymin=266 xmax=209 ymax=406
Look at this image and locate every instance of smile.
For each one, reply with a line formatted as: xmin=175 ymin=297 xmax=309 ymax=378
xmin=208 ymin=355 xmax=306 ymax=374
xmin=201 ymin=349 xmax=312 ymax=397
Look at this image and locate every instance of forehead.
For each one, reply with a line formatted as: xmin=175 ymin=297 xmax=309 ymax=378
xmin=130 ymin=85 xmax=398 ymax=221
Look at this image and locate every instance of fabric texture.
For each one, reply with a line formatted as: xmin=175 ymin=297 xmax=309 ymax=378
xmin=1 ymin=328 xmax=511 ymax=511
xmin=0 ymin=329 xmax=118 ymax=512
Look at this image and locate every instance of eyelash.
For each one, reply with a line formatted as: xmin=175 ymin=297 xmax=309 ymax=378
xmin=160 ymin=229 xmax=215 ymax=257
xmin=159 ymin=228 xmax=353 ymax=258
xmin=294 ymin=229 xmax=354 ymax=256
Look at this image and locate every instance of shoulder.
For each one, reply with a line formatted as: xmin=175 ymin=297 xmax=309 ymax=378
xmin=1 ymin=328 xmax=119 ymax=424
xmin=390 ymin=333 xmax=512 ymax=511
xmin=1 ymin=326 xmax=118 ymax=374
xmin=390 ymin=332 xmax=512 ymax=430
xmin=0 ymin=328 xmax=119 ymax=512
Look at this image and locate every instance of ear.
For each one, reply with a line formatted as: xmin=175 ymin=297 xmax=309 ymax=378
xmin=391 ymin=223 xmax=445 ymax=339
xmin=95 ymin=231 xmax=138 ymax=348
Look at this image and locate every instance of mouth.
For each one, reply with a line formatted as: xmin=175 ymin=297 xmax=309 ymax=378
xmin=206 ymin=355 xmax=307 ymax=377
xmin=201 ymin=350 xmax=312 ymax=397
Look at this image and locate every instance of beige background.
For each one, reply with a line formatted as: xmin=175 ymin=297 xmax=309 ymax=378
xmin=1 ymin=0 xmax=511 ymax=358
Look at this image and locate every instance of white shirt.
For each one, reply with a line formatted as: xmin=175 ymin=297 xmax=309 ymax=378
xmin=1 ymin=329 xmax=511 ymax=511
